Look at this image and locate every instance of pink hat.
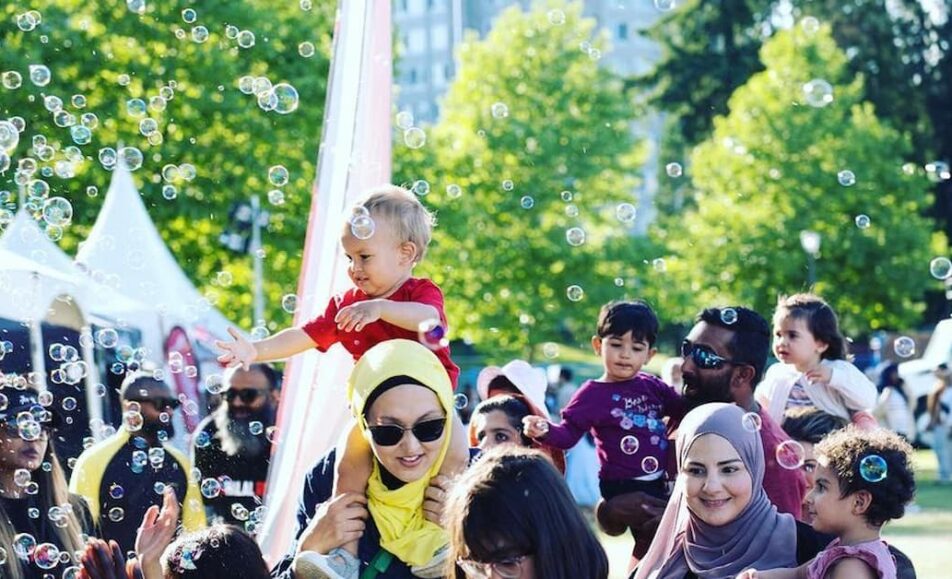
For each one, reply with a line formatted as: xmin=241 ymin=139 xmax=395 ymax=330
xmin=476 ymin=360 xmax=550 ymax=419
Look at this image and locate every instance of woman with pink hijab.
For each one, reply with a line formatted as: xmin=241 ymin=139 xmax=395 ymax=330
xmin=633 ymin=403 xmax=824 ymax=579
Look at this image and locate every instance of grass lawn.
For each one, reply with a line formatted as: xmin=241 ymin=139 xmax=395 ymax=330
xmin=598 ymin=450 xmax=952 ymax=579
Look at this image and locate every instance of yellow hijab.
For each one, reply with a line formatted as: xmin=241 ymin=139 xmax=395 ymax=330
xmin=346 ymin=339 xmax=453 ymax=566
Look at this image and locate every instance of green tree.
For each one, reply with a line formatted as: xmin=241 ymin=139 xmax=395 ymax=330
xmin=663 ymin=25 xmax=944 ymax=333
xmin=0 ymin=0 xmax=334 ymax=330
xmin=394 ymin=1 xmax=649 ymax=360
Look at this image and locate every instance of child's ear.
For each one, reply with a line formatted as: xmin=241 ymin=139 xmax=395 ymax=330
xmin=851 ymin=490 xmax=873 ymax=516
xmin=399 ymin=241 xmax=419 ymax=264
xmin=816 ymin=339 xmax=829 ymax=356
xmin=591 ymin=336 xmax=602 ymax=356
xmin=646 ymin=347 xmax=657 ymax=363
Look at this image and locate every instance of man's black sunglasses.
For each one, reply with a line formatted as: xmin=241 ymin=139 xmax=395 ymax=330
xmin=681 ymin=341 xmax=742 ymax=370
xmin=366 ymin=417 xmax=446 ymax=447
xmin=128 ymin=398 xmax=181 ymax=410
xmin=224 ymin=389 xmax=264 ymax=404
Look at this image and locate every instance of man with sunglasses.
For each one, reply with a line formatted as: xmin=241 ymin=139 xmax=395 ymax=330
xmin=70 ymin=371 xmax=206 ymax=554
xmin=596 ymin=307 xmax=807 ymax=570
xmin=191 ymin=363 xmax=281 ymax=526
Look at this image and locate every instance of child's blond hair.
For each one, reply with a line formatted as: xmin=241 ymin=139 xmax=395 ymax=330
xmin=352 ymin=185 xmax=435 ymax=263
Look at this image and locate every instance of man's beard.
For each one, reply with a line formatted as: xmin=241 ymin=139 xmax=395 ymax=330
xmin=682 ymin=372 xmax=733 ymax=409
xmin=142 ymin=420 xmax=175 ymax=441
xmin=214 ymin=402 xmax=275 ymax=457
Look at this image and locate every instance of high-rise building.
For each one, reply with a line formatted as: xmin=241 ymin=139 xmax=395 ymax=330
xmin=393 ymin=0 xmax=666 ymax=232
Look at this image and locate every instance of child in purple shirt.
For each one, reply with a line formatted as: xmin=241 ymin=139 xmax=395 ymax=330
xmin=524 ymin=300 xmax=685 ymax=502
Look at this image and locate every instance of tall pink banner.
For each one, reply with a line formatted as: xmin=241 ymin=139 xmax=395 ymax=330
xmin=258 ymin=0 xmax=392 ymax=563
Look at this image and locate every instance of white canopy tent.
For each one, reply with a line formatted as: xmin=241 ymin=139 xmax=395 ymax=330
xmin=75 ymin=163 xmax=236 ymax=354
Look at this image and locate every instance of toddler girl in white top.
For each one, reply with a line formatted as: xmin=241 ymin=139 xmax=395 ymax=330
xmin=756 ymin=294 xmax=877 ymax=426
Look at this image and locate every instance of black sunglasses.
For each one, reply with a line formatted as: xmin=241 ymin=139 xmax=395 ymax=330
xmin=129 ymin=398 xmax=181 ymax=410
xmin=681 ymin=341 xmax=741 ymax=370
xmin=224 ymin=389 xmax=264 ymax=404
xmin=366 ymin=417 xmax=446 ymax=446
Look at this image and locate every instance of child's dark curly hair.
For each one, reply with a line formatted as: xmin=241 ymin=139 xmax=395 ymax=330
xmin=815 ymin=426 xmax=915 ymax=527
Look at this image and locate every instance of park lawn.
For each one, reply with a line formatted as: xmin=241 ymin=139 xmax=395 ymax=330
xmin=599 ymin=450 xmax=952 ymax=579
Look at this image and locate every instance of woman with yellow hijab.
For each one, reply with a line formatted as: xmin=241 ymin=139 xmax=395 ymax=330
xmin=273 ymin=339 xmax=457 ymax=579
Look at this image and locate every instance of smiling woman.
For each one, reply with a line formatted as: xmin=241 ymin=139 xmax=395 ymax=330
xmin=633 ymin=403 xmax=810 ymax=579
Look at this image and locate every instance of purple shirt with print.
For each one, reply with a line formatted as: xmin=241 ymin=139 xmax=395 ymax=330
xmin=540 ymin=373 xmax=686 ymax=481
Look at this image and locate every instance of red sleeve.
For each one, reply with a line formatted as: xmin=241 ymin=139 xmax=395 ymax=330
xmin=300 ymin=295 xmax=342 ymax=352
xmin=407 ymin=279 xmax=448 ymax=325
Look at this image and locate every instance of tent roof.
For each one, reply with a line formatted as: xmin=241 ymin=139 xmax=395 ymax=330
xmin=0 ymin=210 xmax=80 ymax=273
xmin=75 ymin=163 xmax=234 ymax=339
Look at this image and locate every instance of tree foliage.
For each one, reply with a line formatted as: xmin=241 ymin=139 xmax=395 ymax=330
xmin=661 ymin=25 xmax=944 ymax=333
xmin=394 ymin=1 xmax=650 ymax=360
xmin=0 ymin=0 xmax=333 ymax=330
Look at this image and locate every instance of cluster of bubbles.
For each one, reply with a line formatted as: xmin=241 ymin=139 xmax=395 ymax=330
xmin=396 ymin=110 xmax=427 ymax=149
xmin=925 ymin=161 xmax=951 ymax=182
xmin=418 ymin=319 xmax=449 ymax=351
xmin=267 ymin=165 xmax=290 ymax=205
xmin=14 ymin=9 xmax=43 ymax=32
xmin=237 ymin=75 xmax=300 ymax=115
xmin=160 ymin=162 xmax=198 ymax=200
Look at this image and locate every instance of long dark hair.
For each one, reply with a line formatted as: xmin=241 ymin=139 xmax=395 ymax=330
xmin=471 ymin=395 xmax=532 ymax=446
xmin=444 ymin=447 xmax=609 ymax=579
xmin=0 ymin=403 xmax=86 ymax=579
xmin=773 ymin=293 xmax=849 ymax=361
xmin=162 ymin=525 xmax=270 ymax=579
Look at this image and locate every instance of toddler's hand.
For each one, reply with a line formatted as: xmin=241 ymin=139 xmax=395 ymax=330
xmin=215 ymin=327 xmax=256 ymax=370
xmin=804 ymin=364 xmax=832 ymax=386
xmin=335 ymin=301 xmax=383 ymax=333
xmin=522 ymin=416 xmax=550 ymax=439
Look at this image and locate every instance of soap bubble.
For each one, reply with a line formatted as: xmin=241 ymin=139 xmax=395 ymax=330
xmin=520 ymin=196 xmax=534 ymax=209
xmin=720 ymin=308 xmax=738 ymax=325
xmin=205 ymin=374 xmax=227 ymax=395
xmin=268 ymin=165 xmax=289 ymax=187
xmin=108 ymin=484 xmax=124 ymax=499
xmin=201 ymin=478 xmax=222 ymax=498
xmin=118 ymin=147 xmax=144 ymax=171
xmin=42 ymin=197 xmax=73 ymax=227
xmin=652 ymin=258 xmax=667 ymax=272
xmin=620 ymin=435 xmax=639 ymax=455
xmin=395 ymin=111 xmax=414 ymax=129
xmin=854 ymin=214 xmax=871 ymax=229
xmin=14 ymin=469 xmax=31 ymax=487
xmin=127 ymin=0 xmax=146 ymax=15
xmin=249 ymin=421 xmax=264 ymax=435
xmin=70 ymin=125 xmax=91 ymax=145
xmin=454 ymin=393 xmax=468 ymax=410
xmin=859 ymin=454 xmax=888 ymax=482
xmin=446 ymin=184 xmax=462 ymax=198
xmin=12 ymin=533 xmax=36 ymax=559
xmin=403 ymin=127 xmax=426 ymax=149
xmin=162 ymin=185 xmax=178 ymax=200
xmin=926 ymin=161 xmax=951 ymax=183
xmin=237 ymin=30 xmax=255 ymax=48
xmin=33 ymin=543 xmax=59 ymax=569
xmin=191 ymin=26 xmax=209 ymax=43
xmin=801 ymin=16 xmax=820 ymax=34
xmin=272 ymin=83 xmax=299 ymax=114
xmin=281 ymin=294 xmax=298 ymax=313
xmin=299 ymin=42 xmax=316 ymax=57
xmin=654 ymin=0 xmax=677 ymax=11
xmin=2 ymin=71 xmax=22 ymax=89
xmin=665 ymin=162 xmax=683 ymax=178
xmin=641 ymin=456 xmax=660 ymax=474
xmin=231 ymin=503 xmax=250 ymax=521
xmin=194 ymin=431 xmax=211 ymax=448
xmin=124 ymin=410 xmax=143 ymax=431
xmin=502 ymin=180 xmax=514 ymax=191
xmin=62 ymin=397 xmax=77 ymax=411
xmin=542 ymin=343 xmax=560 ymax=359
xmin=126 ymin=98 xmax=147 ymax=117
xmin=107 ymin=507 xmax=124 ymax=522
xmin=418 ymin=319 xmax=449 ymax=350
xmin=0 ymin=121 xmax=19 ymax=152
xmin=238 ymin=76 xmax=255 ymax=94
xmin=411 ymin=180 xmax=430 ymax=197
xmin=350 ymin=215 xmax=375 ymax=240
xmin=743 ymin=412 xmax=764 ymax=433
xmin=566 ymin=285 xmax=584 ymax=302
xmin=776 ymin=440 xmax=806 ymax=469
xmin=547 ymin=9 xmax=566 ymax=25
xmin=28 ymin=65 xmax=51 ymax=87
xmin=565 ymin=227 xmax=586 ymax=247
xmin=182 ymin=8 xmax=197 ymax=22
xmin=803 ymin=79 xmax=834 ymax=108
xmin=929 ymin=257 xmax=952 ymax=280
xmin=837 ymin=170 xmax=856 ymax=187
xmin=490 ymin=102 xmax=509 ymax=119
xmin=893 ymin=336 xmax=915 ymax=358
xmin=616 ymin=203 xmax=637 ymax=224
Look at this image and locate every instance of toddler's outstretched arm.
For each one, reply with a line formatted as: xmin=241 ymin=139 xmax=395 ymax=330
xmin=216 ymin=327 xmax=315 ymax=369
xmin=335 ymin=299 xmax=439 ymax=333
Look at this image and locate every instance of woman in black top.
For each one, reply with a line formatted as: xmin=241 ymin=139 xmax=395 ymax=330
xmin=0 ymin=383 xmax=94 ymax=578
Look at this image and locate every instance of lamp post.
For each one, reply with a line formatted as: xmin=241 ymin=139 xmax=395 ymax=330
xmin=219 ymin=196 xmax=270 ymax=323
xmin=799 ymin=230 xmax=821 ymax=288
